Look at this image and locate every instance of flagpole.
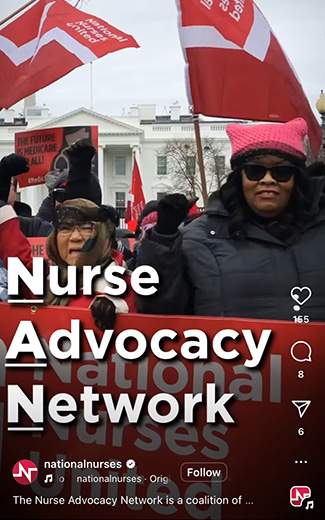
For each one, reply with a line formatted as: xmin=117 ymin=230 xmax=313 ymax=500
xmin=192 ymin=113 xmax=208 ymax=207
xmin=0 ymin=0 xmax=38 ymax=27
xmin=90 ymin=62 xmax=94 ymax=111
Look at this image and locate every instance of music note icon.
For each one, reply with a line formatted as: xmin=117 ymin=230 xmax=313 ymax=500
xmin=305 ymin=500 xmax=314 ymax=510
xmin=44 ymin=474 xmax=53 ymax=483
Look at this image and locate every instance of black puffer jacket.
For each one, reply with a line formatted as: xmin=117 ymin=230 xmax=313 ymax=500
xmin=137 ymin=178 xmax=325 ymax=321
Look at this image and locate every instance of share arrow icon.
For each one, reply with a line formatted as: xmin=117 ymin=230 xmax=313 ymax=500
xmin=292 ymin=400 xmax=311 ymax=418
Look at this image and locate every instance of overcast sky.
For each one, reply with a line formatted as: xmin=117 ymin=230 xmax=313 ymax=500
xmin=1 ymin=0 xmax=324 ymax=119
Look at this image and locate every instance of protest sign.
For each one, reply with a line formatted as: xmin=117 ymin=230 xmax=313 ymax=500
xmin=15 ymin=126 xmax=98 ymax=187
xmin=28 ymin=238 xmax=48 ymax=259
xmin=28 ymin=238 xmax=135 ymax=259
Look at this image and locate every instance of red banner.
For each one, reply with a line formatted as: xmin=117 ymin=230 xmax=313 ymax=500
xmin=15 ymin=125 xmax=98 ymax=187
xmin=0 ymin=305 xmax=322 ymax=519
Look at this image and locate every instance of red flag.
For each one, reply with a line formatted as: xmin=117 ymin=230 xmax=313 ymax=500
xmin=125 ymin=156 xmax=145 ymax=223
xmin=176 ymin=0 xmax=321 ymax=156
xmin=0 ymin=0 xmax=139 ymax=109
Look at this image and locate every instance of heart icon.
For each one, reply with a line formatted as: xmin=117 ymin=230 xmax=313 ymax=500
xmin=290 ymin=287 xmax=312 ymax=306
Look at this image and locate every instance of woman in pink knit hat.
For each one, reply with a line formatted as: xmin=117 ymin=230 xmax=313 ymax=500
xmin=137 ymin=118 xmax=325 ymax=321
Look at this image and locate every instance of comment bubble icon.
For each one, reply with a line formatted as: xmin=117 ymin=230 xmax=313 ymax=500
xmin=290 ymin=341 xmax=312 ymax=362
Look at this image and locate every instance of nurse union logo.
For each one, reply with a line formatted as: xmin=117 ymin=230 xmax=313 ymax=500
xmin=12 ymin=459 xmax=38 ymax=485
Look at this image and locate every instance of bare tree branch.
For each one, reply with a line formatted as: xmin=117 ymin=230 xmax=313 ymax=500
xmin=159 ymin=138 xmax=229 ymax=199
xmin=305 ymin=137 xmax=325 ymax=164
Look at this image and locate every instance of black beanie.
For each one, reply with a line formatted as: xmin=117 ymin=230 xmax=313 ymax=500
xmin=138 ymin=200 xmax=159 ymax=225
xmin=64 ymin=175 xmax=102 ymax=206
xmin=104 ymin=205 xmax=120 ymax=227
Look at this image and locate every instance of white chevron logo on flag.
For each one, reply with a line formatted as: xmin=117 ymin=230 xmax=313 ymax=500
xmin=0 ymin=28 xmax=97 ymax=66
xmin=0 ymin=0 xmax=97 ymax=67
xmin=30 ymin=1 xmax=56 ymax=62
xmin=0 ymin=0 xmax=139 ymax=110
xmin=179 ymin=3 xmax=271 ymax=62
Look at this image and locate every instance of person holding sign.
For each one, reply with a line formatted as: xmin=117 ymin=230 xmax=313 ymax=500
xmin=19 ymin=140 xmax=102 ymax=237
xmin=136 ymin=118 xmax=325 ymax=321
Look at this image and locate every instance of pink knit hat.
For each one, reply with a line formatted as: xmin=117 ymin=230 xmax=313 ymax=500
xmin=141 ymin=211 xmax=158 ymax=231
xmin=226 ymin=118 xmax=308 ymax=167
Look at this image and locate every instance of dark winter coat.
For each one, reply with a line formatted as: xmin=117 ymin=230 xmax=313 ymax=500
xmin=35 ymin=195 xmax=54 ymax=222
xmin=13 ymin=200 xmax=32 ymax=217
xmin=136 ymin=178 xmax=325 ymax=321
xmin=19 ymin=215 xmax=52 ymax=237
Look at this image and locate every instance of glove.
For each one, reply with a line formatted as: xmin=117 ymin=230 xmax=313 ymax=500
xmin=90 ymin=295 xmax=116 ymax=331
xmin=155 ymin=194 xmax=190 ymax=235
xmin=66 ymin=139 xmax=96 ymax=180
xmin=0 ymin=154 xmax=29 ymax=176
xmin=0 ymin=153 xmax=29 ymax=202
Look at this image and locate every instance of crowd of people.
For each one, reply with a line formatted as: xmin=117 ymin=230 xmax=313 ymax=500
xmin=1 ymin=117 xmax=325 ymax=327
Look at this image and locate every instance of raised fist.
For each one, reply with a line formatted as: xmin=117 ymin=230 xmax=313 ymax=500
xmin=0 ymin=154 xmax=29 ymax=177
xmin=0 ymin=153 xmax=29 ymax=203
xmin=66 ymin=139 xmax=96 ymax=168
xmin=156 ymin=194 xmax=190 ymax=235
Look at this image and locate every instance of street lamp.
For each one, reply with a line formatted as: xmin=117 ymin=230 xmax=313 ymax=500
xmin=316 ymin=90 xmax=325 ymax=149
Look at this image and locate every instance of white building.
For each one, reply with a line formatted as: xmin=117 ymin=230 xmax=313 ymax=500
xmin=0 ymin=102 xmax=235 ymax=214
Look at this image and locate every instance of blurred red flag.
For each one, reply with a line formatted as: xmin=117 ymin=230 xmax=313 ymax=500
xmin=125 ymin=157 xmax=145 ymax=224
xmin=0 ymin=0 xmax=139 ymax=109
xmin=176 ymin=0 xmax=321 ymax=156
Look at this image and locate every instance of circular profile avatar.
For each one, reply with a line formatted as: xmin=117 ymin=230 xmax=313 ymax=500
xmin=12 ymin=459 xmax=38 ymax=485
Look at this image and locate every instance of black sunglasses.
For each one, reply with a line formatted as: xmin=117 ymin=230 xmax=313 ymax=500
xmin=242 ymin=163 xmax=299 ymax=182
